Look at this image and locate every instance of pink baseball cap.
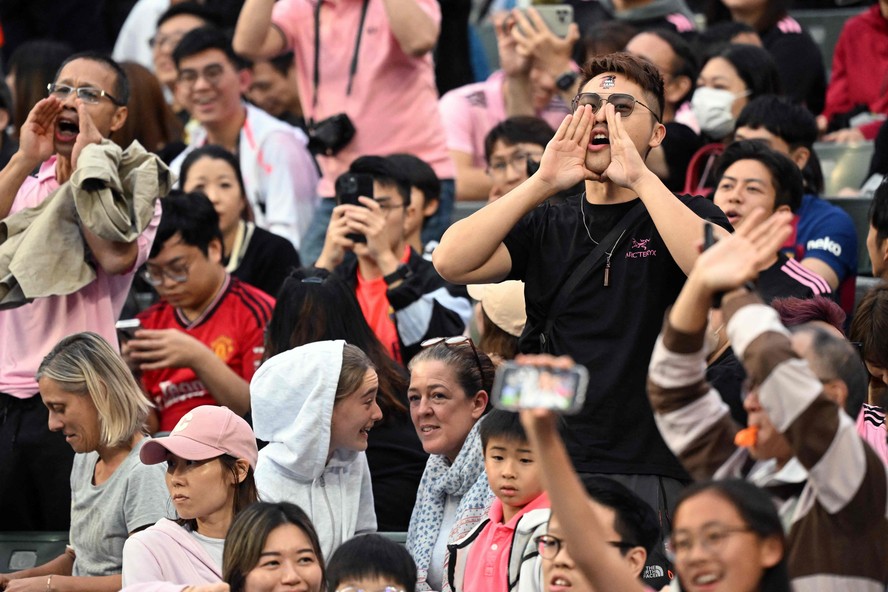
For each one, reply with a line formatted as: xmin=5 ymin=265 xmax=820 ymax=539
xmin=140 ymin=406 xmax=259 ymax=469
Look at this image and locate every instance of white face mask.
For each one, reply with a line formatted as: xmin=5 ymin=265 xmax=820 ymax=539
xmin=691 ymin=87 xmax=748 ymax=139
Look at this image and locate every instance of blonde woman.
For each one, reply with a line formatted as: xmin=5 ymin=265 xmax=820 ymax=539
xmin=0 ymin=332 xmax=168 ymax=592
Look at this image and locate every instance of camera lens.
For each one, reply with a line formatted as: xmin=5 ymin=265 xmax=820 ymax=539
xmin=344 ymin=176 xmax=358 ymax=193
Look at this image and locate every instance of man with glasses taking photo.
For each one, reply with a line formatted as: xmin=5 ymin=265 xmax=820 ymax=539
xmin=434 ymin=52 xmax=730 ymax=589
xmin=125 ymin=191 xmax=274 ymax=433
xmin=315 ymin=156 xmax=471 ymax=365
xmin=0 ymin=52 xmax=161 ymax=532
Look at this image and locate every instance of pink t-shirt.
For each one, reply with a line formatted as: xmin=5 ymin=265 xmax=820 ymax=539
xmin=462 ymin=492 xmax=550 ymax=592
xmin=0 ymin=156 xmax=160 ymax=398
xmin=272 ymin=0 xmax=454 ymax=197
xmin=438 ymin=70 xmax=570 ymax=168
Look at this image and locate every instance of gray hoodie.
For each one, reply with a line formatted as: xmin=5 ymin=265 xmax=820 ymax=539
xmin=252 ymin=340 xmax=377 ymax=559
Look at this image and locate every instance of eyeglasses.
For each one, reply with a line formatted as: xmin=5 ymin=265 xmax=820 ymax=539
xmin=570 ymin=92 xmax=661 ymax=123
xmin=142 ymin=260 xmax=191 ymax=286
xmin=47 ymin=83 xmax=123 ymax=106
xmin=149 ymin=32 xmax=186 ymax=51
xmin=336 ymin=587 xmax=405 ymax=592
xmin=374 ymin=196 xmax=407 ymax=213
xmin=420 ymin=336 xmax=485 ymax=380
xmin=668 ymin=525 xmax=754 ymax=560
xmin=535 ymin=534 xmax=637 ymax=560
xmin=176 ymin=64 xmax=227 ymax=89
xmin=488 ymin=151 xmax=544 ymax=177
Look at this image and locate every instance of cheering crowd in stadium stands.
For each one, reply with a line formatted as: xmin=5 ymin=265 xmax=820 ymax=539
xmin=0 ymin=0 xmax=886 ymax=590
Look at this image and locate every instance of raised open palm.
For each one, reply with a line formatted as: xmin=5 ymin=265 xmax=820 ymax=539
xmin=536 ymin=105 xmax=595 ymax=191
xmin=599 ymin=104 xmax=649 ymax=188
xmin=18 ymin=97 xmax=63 ymax=164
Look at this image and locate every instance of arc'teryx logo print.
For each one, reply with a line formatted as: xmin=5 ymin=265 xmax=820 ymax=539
xmin=626 ymin=237 xmax=657 ymax=258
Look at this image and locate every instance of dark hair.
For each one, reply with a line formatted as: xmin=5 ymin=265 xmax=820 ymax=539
xmin=252 ymin=51 xmax=296 ymax=76
xmin=869 ymin=181 xmax=888 ymax=245
xmin=637 ymin=29 xmax=699 ymax=88
xmin=479 ymin=309 xmax=520 ymax=361
xmin=698 ymin=21 xmax=758 ymax=48
xmin=173 ymin=26 xmax=247 ymax=70
xmin=55 ymin=51 xmax=130 ymax=106
xmin=674 ymin=480 xmax=790 ymax=592
xmin=325 ymin=534 xmax=417 ymax=591
xmin=224 ymin=502 xmax=326 ymax=592
xmin=175 ymin=454 xmax=259 ymax=532
xmin=772 ymin=296 xmax=845 ymax=335
xmin=789 ymin=323 xmax=867 ymax=418
xmin=850 ymin=282 xmax=888 ymax=370
xmin=578 ymin=52 xmax=665 ymax=124
xmin=156 ymin=1 xmax=218 ymax=29
xmin=150 ymin=190 xmax=224 ymax=258
xmin=479 ymin=409 xmax=527 ymax=450
xmin=348 ymin=155 xmax=411 ymax=206
xmin=7 ymin=40 xmax=72 ymax=134
xmin=180 ymin=144 xmax=251 ymax=222
xmin=111 ymin=62 xmax=184 ymax=151
xmin=576 ymin=476 xmax=659 ymax=556
xmin=583 ymin=21 xmax=638 ymax=61
xmin=736 ymin=96 xmax=823 ymax=194
xmin=715 ymin=140 xmax=803 ymax=213
xmin=707 ymin=44 xmax=781 ymax=100
xmin=264 ymin=269 xmax=408 ymax=416
xmin=408 ymin=339 xmax=496 ymax=404
xmin=483 ymin=116 xmax=555 ymax=164
xmin=386 ymin=153 xmax=441 ymax=207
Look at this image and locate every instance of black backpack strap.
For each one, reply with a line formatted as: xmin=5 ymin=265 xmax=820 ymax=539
xmin=539 ymin=201 xmax=647 ymax=353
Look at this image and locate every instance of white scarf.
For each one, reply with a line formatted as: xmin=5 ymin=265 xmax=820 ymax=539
xmin=407 ymin=419 xmax=493 ymax=591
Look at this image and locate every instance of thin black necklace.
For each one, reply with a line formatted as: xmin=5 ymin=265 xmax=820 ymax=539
xmin=580 ymin=195 xmax=627 ymax=287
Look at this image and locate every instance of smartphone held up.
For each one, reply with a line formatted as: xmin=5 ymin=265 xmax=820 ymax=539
xmin=491 ymin=361 xmax=589 ymax=414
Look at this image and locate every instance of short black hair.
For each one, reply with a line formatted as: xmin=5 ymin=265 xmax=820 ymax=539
xmin=715 ymin=140 xmax=803 ymax=213
xmin=156 ymin=1 xmax=218 ymax=29
xmin=870 ymin=179 xmax=888 ymax=243
xmin=252 ymin=51 xmax=296 ymax=76
xmin=348 ymin=155 xmax=411 ymax=206
xmin=736 ymin=96 xmax=817 ymax=150
xmin=736 ymin=95 xmax=823 ymax=194
xmin=173 ymin=26 xmax=248 ymax=71
xmin=150 ymin=190 xmax=223 ymax=258
xmin=326 ymin=534 xmax=417 ymax=591
xmin=479 ymin=409 xmax=527 ymax=450
xmin=55 ymin=52 xmax=130 ymax=106
xmin=578 ymin=476 xmax=660 ymax=555
xmin=698 ymin=21 xmax=757 ymax=48
xmin=484 ymin=116 xmax=555 ymax=164
xmin=386 ymin=153 xmax=440 ymax=206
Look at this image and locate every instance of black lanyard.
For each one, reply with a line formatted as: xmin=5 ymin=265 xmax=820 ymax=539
xmin=312 ymin=0 xmax=371 ymax=111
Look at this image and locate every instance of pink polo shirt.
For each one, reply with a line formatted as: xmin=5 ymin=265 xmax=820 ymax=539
xmin=272 ymin=0 xmax=454 ymax=197
xmin=463 ymin=491 xmax=550 ymax=592
xmin=0 ymin=156 xmax=160 ymax=398
xmin=438 ymin=70 xmax=570 ymax=168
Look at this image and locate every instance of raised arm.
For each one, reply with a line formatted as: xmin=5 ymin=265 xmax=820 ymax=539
xmin=233 ymin=0 xmax=288 ymax=59
xmin=380 ymin=0 xmax=439 ymax=57
xmin=0 ymin=97 xmax=63 ymax=218
xmin=433 ymin=105 xmax=596 ymax=284
xmin=519 ymin=392 xmax=645 ymax=592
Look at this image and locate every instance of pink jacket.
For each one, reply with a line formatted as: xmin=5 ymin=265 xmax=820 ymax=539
xmin=121 ymin=519 xmax=222 ymax=592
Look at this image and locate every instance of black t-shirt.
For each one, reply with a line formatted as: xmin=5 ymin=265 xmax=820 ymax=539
xmin=229 ymin=226 xmax=302 ymax=299
xmin=503 ymin=194 xmax=730 ymax=478
xmin=756 ymin=253 xmax=827 ymax=304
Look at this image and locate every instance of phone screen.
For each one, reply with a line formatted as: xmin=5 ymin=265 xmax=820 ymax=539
xmin=492 ymin=362 xmax=588 ymax=414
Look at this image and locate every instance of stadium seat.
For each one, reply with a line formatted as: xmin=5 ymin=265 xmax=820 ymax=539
xmin=0 ymin=532 xmax=68 ymax=572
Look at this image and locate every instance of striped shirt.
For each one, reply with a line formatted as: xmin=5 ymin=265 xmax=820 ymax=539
xmin=647 ymin=293 xmax=888 ymax=591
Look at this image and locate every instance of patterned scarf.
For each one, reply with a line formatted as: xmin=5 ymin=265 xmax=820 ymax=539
xmin=407 ymin=420 xmax=494 ymax=591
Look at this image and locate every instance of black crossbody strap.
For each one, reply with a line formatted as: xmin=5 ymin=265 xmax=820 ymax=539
xmin=539 ymin=201 xmax=647 ymax=351
xmin=311 ymin=0 xmax=370 ymax=110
